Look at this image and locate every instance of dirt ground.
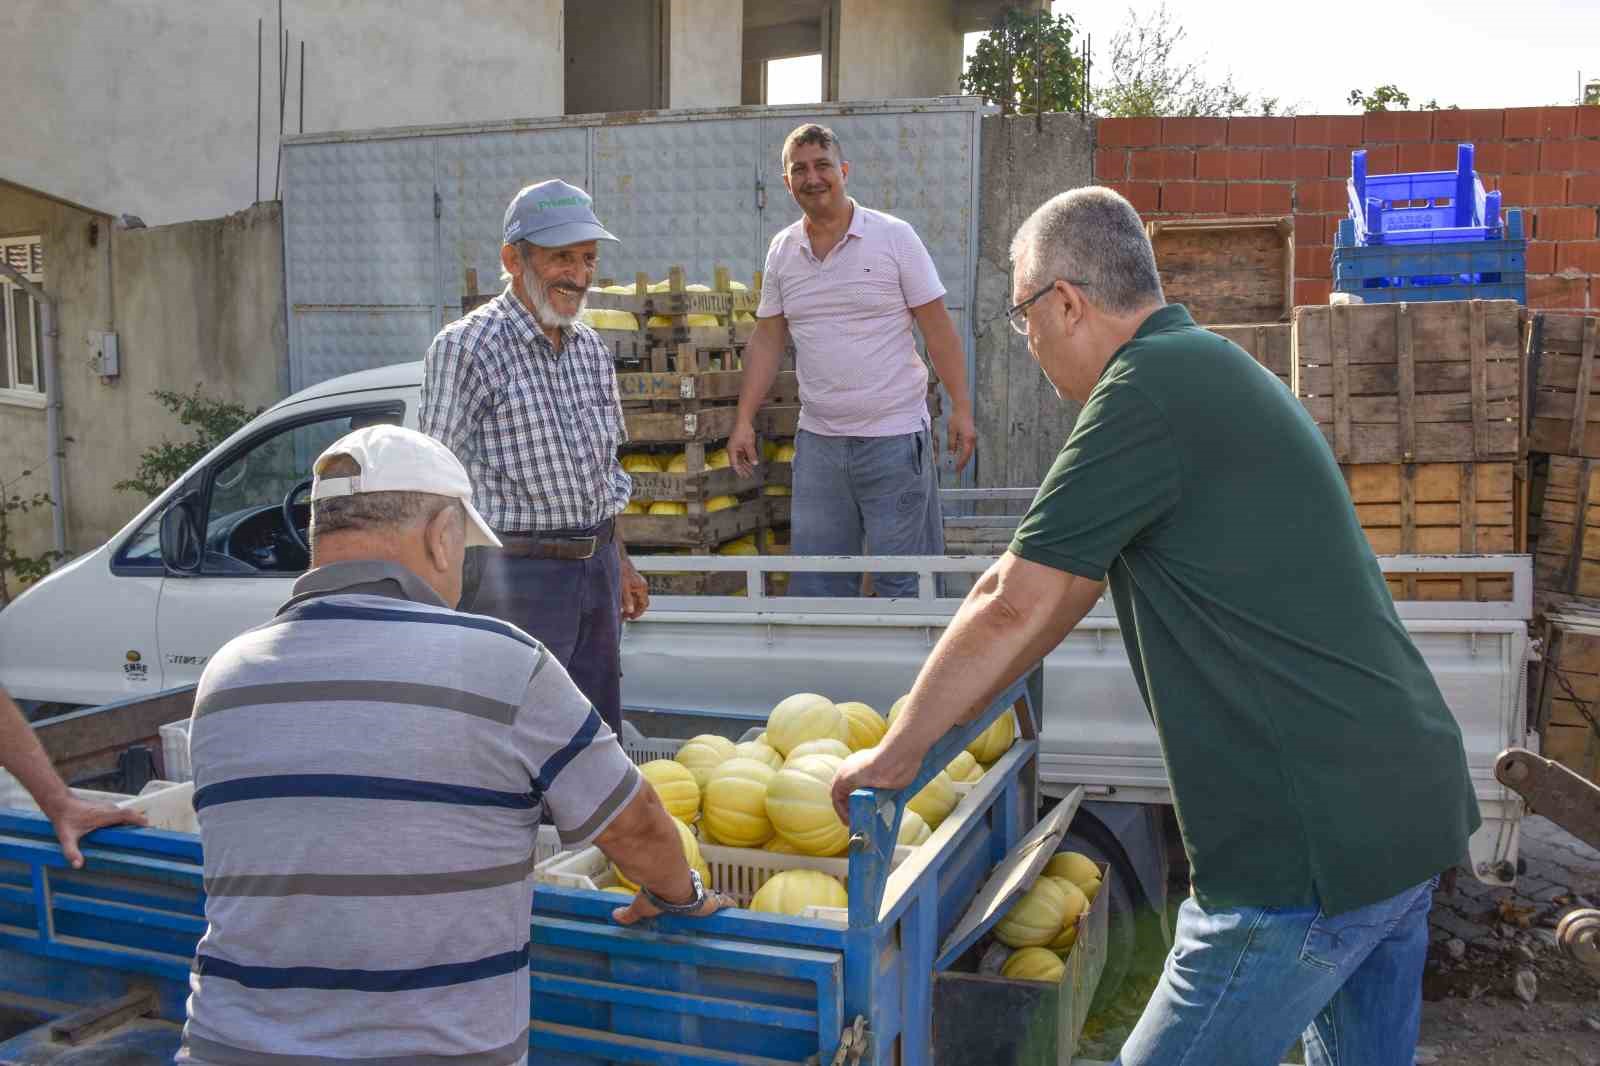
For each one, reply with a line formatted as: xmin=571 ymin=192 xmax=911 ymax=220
xmin=1074 ymin=815 xmax=1600 ymax=1065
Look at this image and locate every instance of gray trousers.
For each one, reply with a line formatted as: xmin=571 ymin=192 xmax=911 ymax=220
xmin=789 ymin=427 xmax=944 ymax=598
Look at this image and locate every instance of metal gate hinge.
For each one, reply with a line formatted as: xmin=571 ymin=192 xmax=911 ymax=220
xmin=830 ymin=1016 xmax=869 ymax=1066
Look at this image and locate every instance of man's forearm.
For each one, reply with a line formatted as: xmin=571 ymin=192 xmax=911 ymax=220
xmin=917 ymin=305 xmax=973 ymax=416
xmin=876 ymin=561 xmax=1099 ymax=777
xmin=0 ymin=690 xmax=72 ymax=816
xmin=598 ymin=792 xmax=696 ymax=903
xmin=734 ymin=328 xmax=785 ymax=427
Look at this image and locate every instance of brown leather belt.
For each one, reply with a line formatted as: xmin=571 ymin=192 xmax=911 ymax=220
xmin=495 ymin=520 xmax=614 ymax=561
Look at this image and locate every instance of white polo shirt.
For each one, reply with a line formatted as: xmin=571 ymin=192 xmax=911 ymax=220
xmin=756 ymin=200 xmax=946 ymax=438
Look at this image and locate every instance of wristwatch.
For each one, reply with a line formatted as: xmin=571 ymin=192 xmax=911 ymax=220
xmin=640 ymin=867 xmax=708 ymax=914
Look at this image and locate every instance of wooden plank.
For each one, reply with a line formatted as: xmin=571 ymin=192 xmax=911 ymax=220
xmin=35 ymin=687 xmax=196 ymax=782
xmin=1344 ymin=462 xmax=1517 ymax=560
xmin=617 ymin=498 xmax=767 ymax=548
xmin=1148 ymin=218 xmax=1291 ymax=325
xmin=1397 ymin=305 xmax=1417 ymax=461
xmin=1211 ymin=322 xmax=1292 ymax=386
xmin=625 ymin=405 xmax=741 ymax=443
xmin=1469 ymin=302 xmax=1490 ymax=460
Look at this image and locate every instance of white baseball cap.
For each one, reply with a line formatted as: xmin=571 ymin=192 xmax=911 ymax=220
xmin=311 ymin=425 xmax=502 ymax=549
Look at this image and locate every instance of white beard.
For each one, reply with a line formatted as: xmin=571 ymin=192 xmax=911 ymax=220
xmin=526 ymin=278 xmax=586 ymax=329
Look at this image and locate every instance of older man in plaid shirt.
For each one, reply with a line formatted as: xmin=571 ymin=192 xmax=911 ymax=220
xmin=420 ymin=179 xmax=647 ymax=734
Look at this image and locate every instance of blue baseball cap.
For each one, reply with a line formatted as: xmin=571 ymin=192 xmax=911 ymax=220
xmin=502 ymin=180 xmax=618 ymax=248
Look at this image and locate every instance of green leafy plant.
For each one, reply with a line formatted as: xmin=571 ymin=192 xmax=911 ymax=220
xmin=1097 ymin=5 xmax=1291 ymax=118
xmin=1347 ymin=85 xmax=1454 ymax=112
xmin=0 ymin=469 xmax=66 ymax=608
xmin=116 ymin=386 xmax=261 ymax=499
xmin=961 ymin=7 xmax=1086 ymax=116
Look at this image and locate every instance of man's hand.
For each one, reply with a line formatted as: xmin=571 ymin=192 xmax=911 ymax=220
xmin=728 ymin=421 xmax=760 ymax=479
xmin=830 ymin=744 xmax=920 ymax=825
xmin=43 ymin=796 xmax=148 ymax=869
xmin=611 ymin=886 xmax=736 ymax=925
xmin=620 ymin=554 xmax=650 ymax=621
xmin=946 ymin=408 xmax=976 ymax=472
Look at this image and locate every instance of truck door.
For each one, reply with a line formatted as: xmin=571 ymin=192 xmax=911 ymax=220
xmin=155 ymin=400 xmax=405 ymax=688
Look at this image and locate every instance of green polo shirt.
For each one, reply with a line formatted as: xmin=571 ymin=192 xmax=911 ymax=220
xmin=1011 ymin=304 xmax=1480 ymax=916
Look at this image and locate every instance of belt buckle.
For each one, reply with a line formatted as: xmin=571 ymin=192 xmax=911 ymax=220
xmin=570 ymin=535 xmax=597 ymax=560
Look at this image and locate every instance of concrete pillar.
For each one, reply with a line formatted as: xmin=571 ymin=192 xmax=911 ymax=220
xmin=667 ymin=0 xmax=742 ymax=109
xmin=833 ymin=0 xmax=962 ymax=102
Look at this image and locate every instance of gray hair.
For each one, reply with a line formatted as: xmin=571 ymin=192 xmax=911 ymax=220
xmin=1008 ymin=187 xmax=1164 ymax=315
xmin=498 ymin=240 xmax=534 ymax=287
xmin=310 ymin=454 xmax=463 ymax=552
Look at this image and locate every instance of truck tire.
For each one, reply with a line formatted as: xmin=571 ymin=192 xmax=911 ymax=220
xmin=1059 ymin=829 xmax=1138 ymax=1017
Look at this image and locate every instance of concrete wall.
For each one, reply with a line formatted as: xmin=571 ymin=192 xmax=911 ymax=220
xmin=2 ymin=1 xmax=564 ymax=227
xmin=668 ymin=0 xmax=742 ymax=108
xmin=567 ymin=0 xmax=660 ymax=114
xmin=973 ymin=114 xmax=1095 ymax=489
xmin=0 ymin=193 xmax=286 ymax=566
xmin=834 ymin=0 xmax=961 ymax=102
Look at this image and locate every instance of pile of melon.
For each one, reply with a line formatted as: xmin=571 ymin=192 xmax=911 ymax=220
xmin=988 ymin=850 xmax=1104 ymax=982
xmin=614 ymin=690 xmax=1019 ymax=919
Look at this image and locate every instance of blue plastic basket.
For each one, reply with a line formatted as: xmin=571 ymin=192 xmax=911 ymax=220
xmin=1345 ymin=143 xmax=1505 ymax=247
xmin=1332 ymin=209 xmax=1526 ymax=303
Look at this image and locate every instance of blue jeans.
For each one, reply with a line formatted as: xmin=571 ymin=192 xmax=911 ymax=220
xmin=789 ymin=428 xmax=944 ymax=598
xmin=1116 ymin=877 xmax=1437 ymax=1066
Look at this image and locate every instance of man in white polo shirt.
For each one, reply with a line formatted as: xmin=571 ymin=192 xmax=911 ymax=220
xmin=728 ymin=123 xmax=975 ymax=597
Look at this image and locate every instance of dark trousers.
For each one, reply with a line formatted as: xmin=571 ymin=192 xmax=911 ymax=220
xmin=462 ymin=541 xmax=623 ymax=735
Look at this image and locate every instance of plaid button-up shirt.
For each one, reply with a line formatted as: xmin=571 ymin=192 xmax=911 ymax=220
xmin=420 ymin=288 xmax=631 ymax=532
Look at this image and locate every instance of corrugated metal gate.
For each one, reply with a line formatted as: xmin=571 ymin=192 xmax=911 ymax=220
xmin=282 ymin=98 xmax=986 ymax=479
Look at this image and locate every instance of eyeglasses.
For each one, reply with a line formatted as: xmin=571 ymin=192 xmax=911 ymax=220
xmin=1006 ymin=279 xmax=1092 ymax=336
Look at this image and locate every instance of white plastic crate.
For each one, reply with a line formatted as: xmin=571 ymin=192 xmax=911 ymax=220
xmin=116 ymin=781 xmax=198 ymax=833
xmin=536 ymin=841 xmax=913 ymax=926
xmin=0 ymin=770 xmax=128 ymax=812
xmin=160 ymin=719 xmax=193 ymax=782
xmin=534 ymin=824 xmax=564 ymax=864
xmin=618 ymin=721 xmax=683 ymax=764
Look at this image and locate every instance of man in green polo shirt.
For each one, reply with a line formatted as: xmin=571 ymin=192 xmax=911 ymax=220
xmin=831 ymin=186 xmax=1478 ymax=1066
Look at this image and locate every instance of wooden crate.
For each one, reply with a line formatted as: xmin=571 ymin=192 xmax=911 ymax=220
xmin=1147 ymin=216 xmax=1293 ymax=326
xmin=1533 ymin=455 xmax=1600 ymax=597
xmin=616 ymin=496 xmax=767 ymax=548
xmin=1294 ymin=300 xmax=1522 ymax=463
xmin=1526 ymin=312 xmax=1600 ymax=457
xmin=1344 ymin=462 xmax=1522 ymax=601
xmin=1532 ymin=604 xmax=1600 ymax=783
xmin=624 ymin=404 xmax=740 ymax=443
xmin=1209 ymin=322 xmax=1291 ymax=389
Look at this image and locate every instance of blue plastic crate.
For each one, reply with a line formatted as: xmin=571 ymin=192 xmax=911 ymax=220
xmin=1331 ymin=211 xmax=1526 ymax=304
xmin=1345 ymin=143 xmax=1505 ymax=246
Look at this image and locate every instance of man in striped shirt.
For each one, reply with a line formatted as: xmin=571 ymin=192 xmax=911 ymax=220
xmin=179 ymin=426 xmax=728 ymax=1066
xmin=421 ymin=179 xmax=645 ymax=735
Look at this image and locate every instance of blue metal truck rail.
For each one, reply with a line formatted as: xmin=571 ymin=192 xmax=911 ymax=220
xmin=0 ymin=677 xmax=1048 ymax=1064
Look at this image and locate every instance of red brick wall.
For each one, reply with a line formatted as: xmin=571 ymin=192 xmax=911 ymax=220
xmin=1096 ymin=108 xmax=1600 ymax=311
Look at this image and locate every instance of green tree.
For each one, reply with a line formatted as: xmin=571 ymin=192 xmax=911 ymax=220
xmin=961 ymin=8 xmax=1086 ymax=115
xmin=116 ymin=386 xmax=261 ymax=499
xmin=1096 ymin=5 xmax=1290 ymax=118
xmin=1347 ymin=85 xmax=1455 ymax=111
xmin=0 ymin=468 xmax=65 ymax=608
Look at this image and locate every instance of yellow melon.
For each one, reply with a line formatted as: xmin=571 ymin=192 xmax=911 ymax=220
xmin=733 ymin=740 xmax=783 ymax=770
xmin=665 ymin=453 xmax=689 ymax=473
xmin=1002 ymin=946 xmax=1065 ymax=983
xmin=706 ymin=447 xmax=731 ymax=470
xmin=967 ymin=710 xmax=1016 ymax=763
xmin=1044 ymin=852 xmax=1102 ymax=901
xmin=763 ymin=834 xmax=803 ymax=854
xmin=766 ymin=693 xmax=847 ymax=757
xmin=784 ymin=737 xmax=852 ymax=765
xmin=765 ymin=753 xmax=849 ymax=856
xmin=897 ymin=809 xmax=931 ymax=847
xmin=887 ymin=694 xmax=911 ymax=724
xmin=621 ymin=453 xmax=662 ymax=473
xmin=774 ymin=442 xmax=796 ymax=462
xmin=705 ymin=495 xmax=738 ymax=512
xmin=945 ymin=751 xmax=979 ymax=783
xmin=613 ymin=816 xmax=703 ymax=892
xmin=639 ymin=759 xmax=700 ymax=823
xmin=993 ymin=876 xmax=1072 ymax=948
xmin=648 ymin=501 xmax=687 ymax=516
xmin=674 ymin=734 xmax=736 ymax=789
xmin=623 ymin=501 xmax=648 ymax=515
xmin=718 ymin=539 xmax=760 ymax=556
xmin=749 ymin=869 xmax=848 ymax=917
xmin=702 ymin=757 xmax=777 ymax=847
xmin=603 ymin=885 xmax=635 ymax=895
xmin=1045 ymin=877 xmax=1088 ymax=951
xmin=581 ymin=307 xmax=640 ymax=331
xmin=838 ymin=701 xmax=888 ymax=751
xmin=762 ymin=439 xmax=779 ymax=461
xmin=763 ymin=485 xmax=791 ymax=496
xmin=906 ymin=770 xmax=957 ymax=829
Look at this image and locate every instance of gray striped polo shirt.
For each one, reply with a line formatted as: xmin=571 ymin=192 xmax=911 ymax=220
xmin=178 ymin=560 xmax=640 ymax=1066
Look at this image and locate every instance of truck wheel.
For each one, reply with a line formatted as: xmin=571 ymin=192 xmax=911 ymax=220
xmin=1059 ymin=830 xmax=1138 ymax=1017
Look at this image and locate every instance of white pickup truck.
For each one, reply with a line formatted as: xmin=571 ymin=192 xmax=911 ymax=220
xmin=0 ymin=361 xmax=1534 ymax=1001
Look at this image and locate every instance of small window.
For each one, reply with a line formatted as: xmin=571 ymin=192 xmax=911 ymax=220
xmin=0 ymin=236 xmax=45 ymax=402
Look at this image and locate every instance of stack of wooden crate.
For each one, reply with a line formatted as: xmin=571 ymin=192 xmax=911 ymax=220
xmin=581 ymin=267 xmax=796 ymax=593
xmin=1523 ymin=311 xmax=1600 ymax=779
xmin=1292 ymin=299 xmax=1525 ymax=603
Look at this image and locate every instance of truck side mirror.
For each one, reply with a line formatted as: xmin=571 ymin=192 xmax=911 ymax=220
xmin=159 ymin=492 xmax=203 ymax=574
